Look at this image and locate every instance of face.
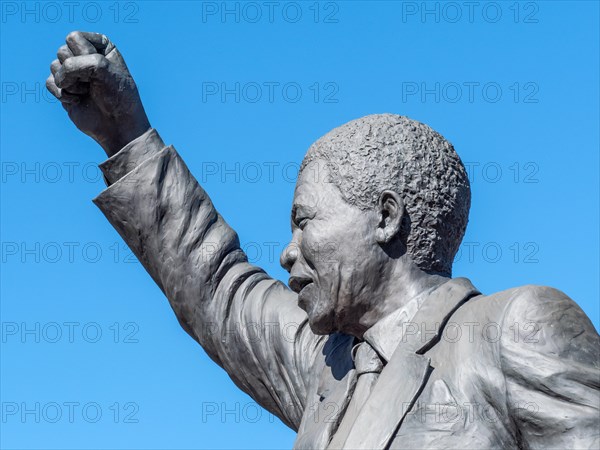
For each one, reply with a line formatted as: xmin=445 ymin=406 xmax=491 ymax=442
xmin=280 ymin=159 xmax=386 ymax=336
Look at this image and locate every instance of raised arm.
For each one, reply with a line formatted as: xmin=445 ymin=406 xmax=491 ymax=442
xmin=46 ymin=31 xmax=325 ymax=430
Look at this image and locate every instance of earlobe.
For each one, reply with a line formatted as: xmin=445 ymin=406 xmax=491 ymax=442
xmin=376 ymin=190 xmax=404 ymax=244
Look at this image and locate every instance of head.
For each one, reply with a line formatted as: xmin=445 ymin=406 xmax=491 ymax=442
xmin=280 ymin=114 xmax=470 ymax=336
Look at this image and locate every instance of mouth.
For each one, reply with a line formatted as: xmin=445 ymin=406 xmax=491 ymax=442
xmin=288 ymin=276 xmax=313 ymax=294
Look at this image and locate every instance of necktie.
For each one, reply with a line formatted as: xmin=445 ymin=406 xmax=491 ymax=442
xmin=327 ymin=341 xmax=384 ymax=449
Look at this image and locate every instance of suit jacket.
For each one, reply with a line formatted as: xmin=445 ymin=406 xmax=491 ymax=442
xmin=93 ymin=129 xmax=600 ymax=449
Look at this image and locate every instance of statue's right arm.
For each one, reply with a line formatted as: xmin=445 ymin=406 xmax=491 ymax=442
xmin=95 ymin=129 xmax=321 ymax=430
xmin=46 ymin=32 xmax=325 ymax=431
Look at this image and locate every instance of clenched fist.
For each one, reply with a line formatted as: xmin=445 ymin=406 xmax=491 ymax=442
xmin=46 ymin=31 xmax=150 ymax=157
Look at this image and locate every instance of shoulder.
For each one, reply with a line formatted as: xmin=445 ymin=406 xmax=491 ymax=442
xmin=450 ymin=284 xmax=598 ymax=357
xmin=478 ymin=285 xmax=599 ymax=364
xmin=494 ymin=285 xmax=597 ymax=335
xmin=457 ymin=284 xmax=595 ymax=328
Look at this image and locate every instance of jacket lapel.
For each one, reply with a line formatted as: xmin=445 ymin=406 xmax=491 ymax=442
xmin=294 ymin=333 xmax=357 ymax=450
xmin=332 ymin=278 xmax=481 ymax=449
xmin=295 ymin=367 xmax=357 ymax=450
xmin=333 ymin=348 xmax=431 ymax=449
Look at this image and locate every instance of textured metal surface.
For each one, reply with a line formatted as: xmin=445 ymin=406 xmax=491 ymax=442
xmin=47 ymin=31 xmax=600 ymax=449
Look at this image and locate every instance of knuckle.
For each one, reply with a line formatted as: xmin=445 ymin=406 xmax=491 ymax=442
xmin=45 ymin=75 xmax=57 ymax=91
xmin=95 ymin=54 xmax=109 ymax=68
xmin=66 ymin=31 xmax=81 ymax=44
xmin=87 ymin=53 xmax=109 ymax=71
xmin=57 ymin=45 xmax=69 ymax=57
xmin=102 ymin=35 xmax=116 ymax=54
xmin=62 ymin=58 xmax=75 ymax=71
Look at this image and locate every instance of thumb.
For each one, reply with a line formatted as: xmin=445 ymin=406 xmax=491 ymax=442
xmin=105 ymin=47 xmax=130 ymax=75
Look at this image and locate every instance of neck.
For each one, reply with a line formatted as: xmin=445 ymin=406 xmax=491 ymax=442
xmin=352 ymin=257 xmax=449 ymax=338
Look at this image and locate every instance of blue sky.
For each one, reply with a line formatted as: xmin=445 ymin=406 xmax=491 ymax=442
xmin=1 ymin=1 xmax=598 ymax=449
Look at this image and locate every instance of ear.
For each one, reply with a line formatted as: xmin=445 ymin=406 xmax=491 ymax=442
xmin=375 ymin=190 xmax=405 ymax=245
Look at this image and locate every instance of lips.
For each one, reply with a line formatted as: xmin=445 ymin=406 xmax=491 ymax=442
xmin=288 ymin=276 xmax=313 ymax=294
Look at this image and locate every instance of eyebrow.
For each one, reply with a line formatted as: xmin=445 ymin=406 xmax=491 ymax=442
xmin=290 ymin=204 xmax=297 ymax=229
xmin=290 ymin=202 xmax=315 ymax=229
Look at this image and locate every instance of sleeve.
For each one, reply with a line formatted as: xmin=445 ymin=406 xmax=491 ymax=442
xmin=92 ymin=131 xmax=325 ymax=430
xmin=499 ymin=285 xmax=600 ymax=449
xmin=99 ymin=128 xmax=167 ymax=184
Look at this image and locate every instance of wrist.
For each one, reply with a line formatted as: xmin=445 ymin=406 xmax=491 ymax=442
xmin=102 ymin=117 xmax=151 ymax=158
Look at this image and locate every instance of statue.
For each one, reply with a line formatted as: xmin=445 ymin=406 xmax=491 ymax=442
xmin=46 ymin=32 xmax=600 ymax=449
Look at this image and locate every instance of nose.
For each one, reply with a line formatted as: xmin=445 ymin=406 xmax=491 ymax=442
xmin=280 ymin=241 xmax=299 ymax=273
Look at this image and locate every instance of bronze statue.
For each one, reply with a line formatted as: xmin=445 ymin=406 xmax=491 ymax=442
xmin=47 ymin=32 xmax=600 ymax=449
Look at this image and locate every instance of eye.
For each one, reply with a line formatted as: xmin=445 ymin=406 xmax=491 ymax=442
xmin=292 ymin=205 xmax=315 ymax=230
xmin=296 ymin=217 xmax=309 ymax=229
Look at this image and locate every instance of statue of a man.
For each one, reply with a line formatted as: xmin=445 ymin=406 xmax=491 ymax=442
xmin=46 ymin=32 xmax=599 ymax=449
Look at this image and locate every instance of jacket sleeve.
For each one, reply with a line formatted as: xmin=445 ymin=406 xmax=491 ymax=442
xmin=499 ymin=285 xmax=600 ymax=449
xmin=92 ymin=129 xmax=324 ymax=430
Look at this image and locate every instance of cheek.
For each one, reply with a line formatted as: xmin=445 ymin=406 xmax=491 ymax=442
xmin=300 ymin=225 xmax=339 ymax=270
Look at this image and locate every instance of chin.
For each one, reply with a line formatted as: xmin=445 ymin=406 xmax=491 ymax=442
xmin=307 ymin=314 xmax=336 ymax=335
xmin=304 ymin=298 xmax=336 ymax=335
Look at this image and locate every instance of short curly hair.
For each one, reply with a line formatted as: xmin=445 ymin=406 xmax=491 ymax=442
xmin=300 ymin=114 xmax=470 ymax=276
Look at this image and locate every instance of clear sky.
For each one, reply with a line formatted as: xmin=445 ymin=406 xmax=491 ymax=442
xmin=1 ymin=1 xmax=598 ymax=449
